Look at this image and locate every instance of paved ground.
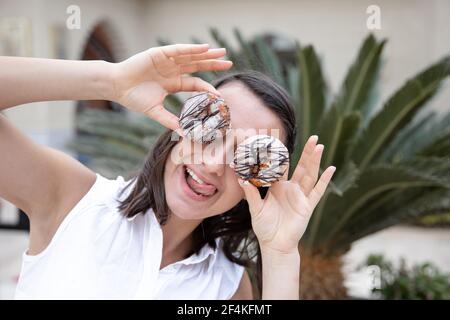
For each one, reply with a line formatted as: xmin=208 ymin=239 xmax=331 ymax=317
xmin=1 ymin=226 xmax=449 ymax=299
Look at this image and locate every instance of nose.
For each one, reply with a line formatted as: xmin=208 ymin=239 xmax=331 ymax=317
xmin=203 ymin=162 xmax=225 ymax=177
xmin=202 ymin=147 xmax=226 ymax=177
xmin=201 ymin=139 xmax=231 ymax=177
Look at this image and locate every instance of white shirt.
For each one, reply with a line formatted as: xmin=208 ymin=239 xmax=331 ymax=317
xmin=14 ymin=174 xmax=245 ymax=299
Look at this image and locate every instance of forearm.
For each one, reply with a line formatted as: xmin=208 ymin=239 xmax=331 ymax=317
xmin=0 ymin=57 xmax=114 ymax=110
xmin=261 ymin=247 xmax=300 ymax=300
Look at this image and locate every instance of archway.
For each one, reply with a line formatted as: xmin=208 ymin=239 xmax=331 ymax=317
xmin=76 ymin=20 xmax=122 ymax=112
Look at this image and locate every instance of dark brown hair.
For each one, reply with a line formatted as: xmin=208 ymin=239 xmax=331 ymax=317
xmin=118 ymin=70 xmax=296 ymax=298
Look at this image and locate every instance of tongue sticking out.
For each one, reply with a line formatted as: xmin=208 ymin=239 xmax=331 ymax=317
xmin=186 ymin=174 xmax=217 ymax=196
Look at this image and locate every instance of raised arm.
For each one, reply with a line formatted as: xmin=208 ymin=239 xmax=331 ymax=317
xmin=0 ymin=57 xmax=114 ymax=109
xmin=0 ymin=44 xmax=232 ymax=255
xmin=0 ymin=57 xmax=113 ymax=254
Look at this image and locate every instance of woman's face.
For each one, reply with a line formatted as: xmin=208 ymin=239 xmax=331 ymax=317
xmin=164 ymin=82 xmax=286 ymax=220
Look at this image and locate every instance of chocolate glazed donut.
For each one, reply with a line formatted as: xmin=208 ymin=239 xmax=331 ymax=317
xmin=179 ymin=92 xmax=231 ymax=143
xmin=231 ymin=135 xmax=289 ymax=187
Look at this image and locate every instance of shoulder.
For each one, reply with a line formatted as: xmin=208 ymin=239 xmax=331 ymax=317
xmin=28 ymin=173 xmax=138 ymax=256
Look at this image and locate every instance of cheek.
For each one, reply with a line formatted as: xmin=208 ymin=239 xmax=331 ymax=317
xmin=164 ymin=144 xmax=179 ymax=175
xmin=164 ymin=144 xmax=183 ymax=197
xmin=163 ymin=155 xmax=176 ymax=192
xmin=218 ymin=168 xmax=245 ymax=204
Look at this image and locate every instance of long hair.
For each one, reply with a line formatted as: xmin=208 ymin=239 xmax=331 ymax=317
xmin=118 ymin=70 xmax=296 ymax=298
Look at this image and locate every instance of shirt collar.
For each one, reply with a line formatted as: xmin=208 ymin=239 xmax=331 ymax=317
xmin=178 ymin=237 xmax=221 ymax=268
xmin=147 ymin=208 xmax=221 ymax=270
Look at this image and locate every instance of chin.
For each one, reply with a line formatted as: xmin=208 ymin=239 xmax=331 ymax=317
xmin=168 ymin=205 xmax=206 ymax=221
xmin=166 ymin=192 xmax=220 ymax=221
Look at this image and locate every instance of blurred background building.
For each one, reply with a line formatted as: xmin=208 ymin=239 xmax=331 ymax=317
xmin=1 ymin=0 xmax=449 ymax=299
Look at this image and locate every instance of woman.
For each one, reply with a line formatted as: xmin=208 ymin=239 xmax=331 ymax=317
xmin=0 ymin=44 xmax=335 ymax=299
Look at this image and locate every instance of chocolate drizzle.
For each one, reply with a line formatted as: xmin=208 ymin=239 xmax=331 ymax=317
xmin=233 ymin=135 xmax=289 ymax=187
xmin=179 ymin=92 xmax=230 ymax=143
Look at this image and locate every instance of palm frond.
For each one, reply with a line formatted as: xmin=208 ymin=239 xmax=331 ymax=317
xmin=305 ymin=161 xmax=359 ymax=247
xmin=420 ymin=131 xmax=450 ymax=157
xmin=324 ymin=162 xmax=450 ymax=244
xmin=333 ymin=189 xmax=450 ymax=251
xmin=253 ymin=35 xmax=286 ymax=87
xmin=320 ymin=107 xmax=362 ymax=169
xmin=296 ymin=45 xmax=326 ymax=146
xmin=335 ymin=34 xmax=386 ymax=117
xmin=68 ymin=135 xmax=148 ymax=162
xmin=77 ymin=108 xmax=164 ymax=136
xmin=286 ymin=65 xmax=300 ymax=106
xmin=233 ymin=28 xmax=261 ymax=70
xmin=379 ymin=112 xmax=437 ymax=162
xmin=352 ymin=56 xmax=450 ymax=170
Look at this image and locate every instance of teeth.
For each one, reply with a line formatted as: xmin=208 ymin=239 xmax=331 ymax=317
xmin=186 ymin=167 xmax=205 ymax=185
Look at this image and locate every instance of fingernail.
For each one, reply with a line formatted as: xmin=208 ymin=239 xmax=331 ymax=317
xmin=316 ymin=144 xmax=324 ymax=151
xmin=237 ymin=178 xmax=249 ymax=186
xmin=330 ymin=166 xmax=336 ymax=173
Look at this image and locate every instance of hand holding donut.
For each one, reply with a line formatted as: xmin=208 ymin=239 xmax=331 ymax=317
xmin=111 ymin=44 xmax=233 ymax=130
xmin=238 ymin=135 xmax=336 ymax=254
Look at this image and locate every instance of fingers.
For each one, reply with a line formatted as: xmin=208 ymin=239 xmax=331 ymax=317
xmin=291 ymin=135 xmax=318 ymax=183
xmin=145 ymin=105 xmax=180 ymax=131
xmin=173 ymin=48 xmax=227 ymax=64
xmin=160 ymin=43 xmax=210 ymax=58
xmin=161 ymin=45 xmax=233 ymax=75
xmin=281 ymin=166 xmax=289 ymax=180
xmin=179 ymin=76 xmax=221 ymax=96
xmin=238 ymin=179 xmax=263 ymax=216
xmin=308 ymin=166 xmax=336 ymax=208
xmin=179 ymin=59 xmax=233 ymax=75
xmin=299 ymin=144 xmax=324 ymax=196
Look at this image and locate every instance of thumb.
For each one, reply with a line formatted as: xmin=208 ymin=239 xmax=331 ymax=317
xmin=179 ymin=76 xmax=221 ymax=96
xmin=238 ymin=179 xmax=263 ymax=216
xmin=145 ymin=104 xmax=180 ymax=131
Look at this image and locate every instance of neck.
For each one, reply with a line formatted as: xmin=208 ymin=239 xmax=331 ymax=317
xmin=159 ymin=213 xmax=202 ymax=268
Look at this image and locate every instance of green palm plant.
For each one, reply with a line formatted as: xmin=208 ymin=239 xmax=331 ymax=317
xmin=70 ymin=29 xmax=450 ymax=299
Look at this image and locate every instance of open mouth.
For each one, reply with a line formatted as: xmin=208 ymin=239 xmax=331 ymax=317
xmin=181 ymin=165 xmax=218 ymax=201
